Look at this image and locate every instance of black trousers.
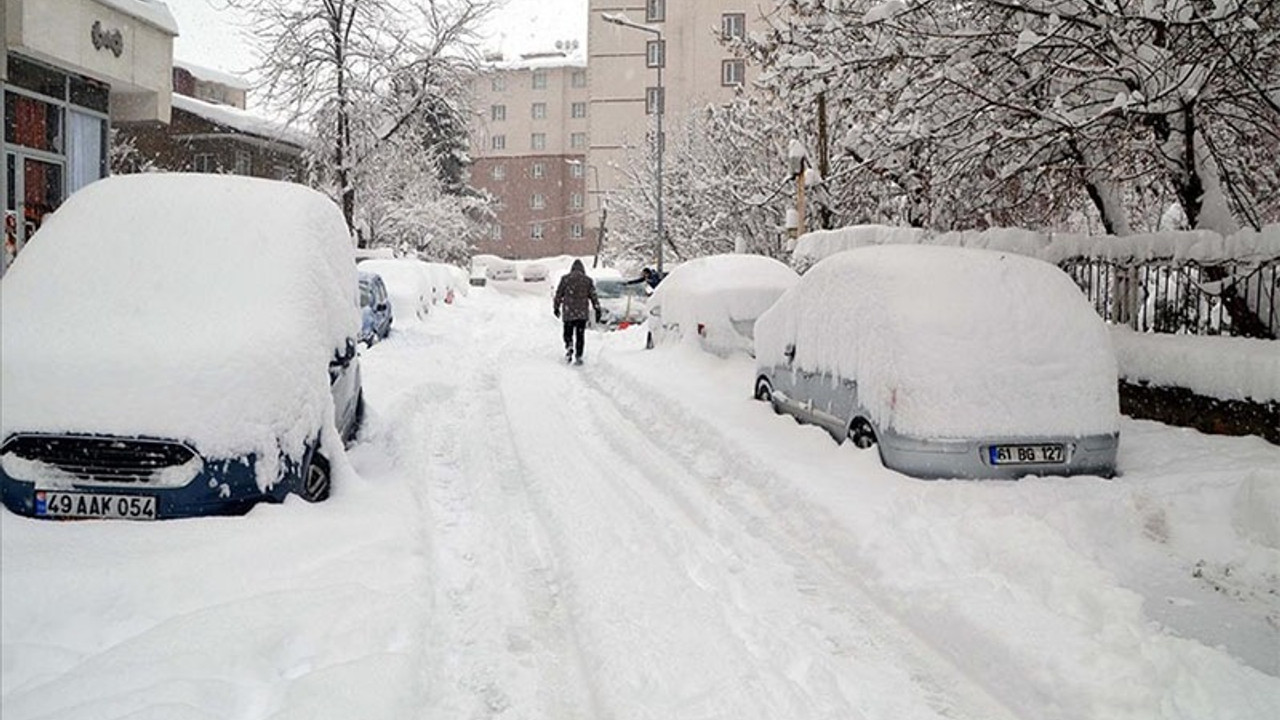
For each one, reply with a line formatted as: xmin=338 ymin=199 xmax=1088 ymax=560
xmin=562 ymin=319 xmax=587 ymax=358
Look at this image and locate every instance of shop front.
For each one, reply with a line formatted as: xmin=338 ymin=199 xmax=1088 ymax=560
xmin=3 ymin=0 xmax=177 ymax=275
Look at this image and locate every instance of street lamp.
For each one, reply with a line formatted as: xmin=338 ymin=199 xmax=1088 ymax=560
xmin=601 ymin=11 xmax=664 ymax=275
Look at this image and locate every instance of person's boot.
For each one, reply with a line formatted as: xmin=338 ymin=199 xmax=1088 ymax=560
xmin=565 ymin=347 xmax=573 ymax=363
xmin=574 ymin=356 xmax=583 ymax=366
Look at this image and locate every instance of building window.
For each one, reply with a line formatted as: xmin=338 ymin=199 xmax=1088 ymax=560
xmin=531 ymin=133 xmax=546 ymax=150
xmin=646 ymin=87 xmax=664 ymax=115
xmin=532 ymin=70 xmax=547 ymax=89
xmin=491 ymin=134 xmax=506 ymax=150
xmin=722 ymin=13 xmax=746 ymax=40
xmin=531 ymin=162 xmax=545 ymax=179
xmin=193 ymin=153 xmax=216 ymax=172
xmin=531 ymin=193 xmax=546 ymax=209
xmin=646 ymin=40 xmax=665 ymax=68
xmin=492 ymin=164 xmax=506 ymax=180
xmin=491 ymin=104 xmax=506 ymax=121
xmin=570 ymin=132 xmax=587 ymax=149
xmin=646 ymin=0 xmax=665 ymax=23
xmin=531 ymin=223 xmax=544 ymax=239
xmin=491 ymin=224 xmax=502 ymax=240
xmin=570 ymin=192 xmax=583 ymax=210
xmin=571 ymin=223 xmax=584 ymax=239
xmin=721 ymin=59 xmax=746 ymax=87
xmin=234 ymin=151 xmax=252 ymax=175
xmin=569 ymin=163 xmax=585 ymax=179
xmin=571 ymin=70 xmax=587 ymax=88
xmin=491 ymin=76 xmax=506 ymax=92
xmin=571 ymin=102 xmax=587 ymax=119
xmin=532 ymin=102 xmax=547 ymax=119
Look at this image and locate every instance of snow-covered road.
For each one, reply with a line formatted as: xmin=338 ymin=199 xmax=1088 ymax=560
xmin=3 ymin=282 xmax=1278 ymax=719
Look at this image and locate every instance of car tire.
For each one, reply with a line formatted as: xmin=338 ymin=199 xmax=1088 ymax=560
xmin=299 ymin=451 xmax=331 ymax=502
xmin=848 ymin=418 xmax=877 ymax=449
xmin=754 ymin=378 xmax=782 ymax=415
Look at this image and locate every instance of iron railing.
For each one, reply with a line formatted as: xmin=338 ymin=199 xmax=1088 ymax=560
xmin=1059 ymin=258 xmax=1278 ymax=338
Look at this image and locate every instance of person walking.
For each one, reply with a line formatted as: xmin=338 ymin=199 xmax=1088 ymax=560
xmin=553 ymin=259 xmax=602 ymax=365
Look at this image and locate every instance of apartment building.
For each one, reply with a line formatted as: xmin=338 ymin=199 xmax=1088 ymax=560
xmin=469 ymin=51 xmax=594 ymax=260
xmin=586 ymin=0 xmax=763 ymax=205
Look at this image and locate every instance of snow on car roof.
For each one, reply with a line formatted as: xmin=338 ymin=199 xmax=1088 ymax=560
xmin=649 ymin=253 xmax=799 ymax=329
xmin=754 ymin=245 xmax=1119 ymax=439
xmin=1 ymin=173 xmax=358 ymax=465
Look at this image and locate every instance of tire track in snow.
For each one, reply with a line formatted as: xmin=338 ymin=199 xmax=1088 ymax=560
xmin=497 ymin=359 xmax=1019 ymax=720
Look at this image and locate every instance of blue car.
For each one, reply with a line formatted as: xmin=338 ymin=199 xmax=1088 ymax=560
xmin=0 ymin=174 xmax=364 ymax=519
xmin=359 ymin=272 xmax=393 ymax=344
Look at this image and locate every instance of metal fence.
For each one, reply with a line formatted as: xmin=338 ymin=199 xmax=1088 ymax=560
xmin=1059 ymin=258 xmax=1279 ymax=339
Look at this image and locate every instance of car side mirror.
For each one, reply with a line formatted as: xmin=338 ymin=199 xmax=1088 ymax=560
xmin=332 ymin=338 xmax=357 ymax=366
xmin=784 ymin=343 xmax=796 ymax=363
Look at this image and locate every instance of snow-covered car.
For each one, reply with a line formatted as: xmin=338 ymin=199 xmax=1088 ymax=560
xmin=645 ymin=254 xmax=799 ymax=355
xmin=359 ymin=271 xmax=393 ymax=344
xmin=753 ymin=245 xmax=1120 ymax=479
xmin=0 ymin=174 xmax=364 ymax=519
xmin=358 ymin=258 xmax=433 ymax=322
xmin=521 ymin=262 xmax=549 ymax=282
xmin=594 ymin=273 xmax=649 ymax=329
xmin=421 ymin=262 xmax=469 ymax=303
xmin=486 ymin=259 xmax=518 ymax=281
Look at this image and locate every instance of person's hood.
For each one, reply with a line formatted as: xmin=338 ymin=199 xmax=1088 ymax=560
xmin=570 ymin=259 xmax=586 ymax=274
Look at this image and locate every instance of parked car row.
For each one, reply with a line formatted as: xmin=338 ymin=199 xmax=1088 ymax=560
xmin=356 ymin=257 xmax=469 ymax=344
xmin=638 ymin=249 xmax=1120 ymax=480
xmin=0 ymin=174 xmax=365 ymax=520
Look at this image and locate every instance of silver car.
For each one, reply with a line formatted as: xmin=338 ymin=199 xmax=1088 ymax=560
xmin=753 ymin=245 xmax=1120 ymax=480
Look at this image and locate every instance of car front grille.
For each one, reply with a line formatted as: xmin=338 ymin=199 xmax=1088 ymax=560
xmin=1 ymin=434 xmax=197 ymax=483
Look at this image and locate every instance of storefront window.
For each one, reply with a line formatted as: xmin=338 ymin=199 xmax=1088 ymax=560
xmin=5 ymin=91 xmax=64 ymax=153
xmin=7 ymin=55 xmax=66 ymax=99
xmin=70 ymin=77 xmax=110 ymax=114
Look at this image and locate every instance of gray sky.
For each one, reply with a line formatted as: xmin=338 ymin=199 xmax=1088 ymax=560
xmin=163 ymin=0 xmax=586 ymax=80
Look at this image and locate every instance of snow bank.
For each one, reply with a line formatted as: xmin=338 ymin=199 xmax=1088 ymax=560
xmin=756 ymin=245 xmax=1119 ymax=438
xmin=1110 ymin=327 xmax=1280 ymax=402
xmin=0 ymin=173 xmax=358 ymax=463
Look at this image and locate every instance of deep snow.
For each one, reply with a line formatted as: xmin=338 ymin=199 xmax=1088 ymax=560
xmin=3 ymin=281 xmax=1278 ymax=719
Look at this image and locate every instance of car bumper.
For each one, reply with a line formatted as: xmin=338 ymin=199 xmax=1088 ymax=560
xmin=1 ymin=453 xmax=290 ymax=520
xmin=878 ymin=432 xmax=1118 ymax=480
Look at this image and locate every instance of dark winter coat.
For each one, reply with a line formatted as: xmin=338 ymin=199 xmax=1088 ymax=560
xmin=554 ymin=260 xmax=601 ymax=322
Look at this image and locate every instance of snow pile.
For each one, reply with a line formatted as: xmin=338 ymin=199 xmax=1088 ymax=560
xmin=790 ymin=224 xmax=926 ymax=272
xmin=1110 ymin=327 xmax=1280 ymax=402
xmin=420 ymin=262 xmax=469 ymax=300
xmin=756 ymin=245 xmax=1119 ymax=438
xmin=648 ymin=254 xmax=799 ymax=354
xmin=0 ymin=173 xmax=358 ymax=464
xmin=358 ymin=259 xmax=433 ymax=322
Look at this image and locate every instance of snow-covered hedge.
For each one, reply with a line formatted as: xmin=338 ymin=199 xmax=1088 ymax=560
xmin=792 ymin=224 xmax=1280 ymax=272
xmin=1110 ymin=327 xmax=1280 ymax=404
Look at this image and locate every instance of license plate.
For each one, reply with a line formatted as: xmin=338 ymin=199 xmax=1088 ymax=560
xmin=35 ymin=491 xmax=157 ymax=520
xmin=989 ymin=444 xmax=1065 ymax=465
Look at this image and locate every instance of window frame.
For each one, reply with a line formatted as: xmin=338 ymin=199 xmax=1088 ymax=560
xmin=532 ymin=70 xmax=547 ymax=89
xmin=645 ymin=87 xmax=664 ymax=115
xmin=570 ymin=132 xmax=587 ymax=149
xmin=531 ymin=102 xmax=547 ymax=119
xmin=531 ymin=133 xmax=547 ymax=151
xmin=491 ymin=104 xmax=506 ymax=121
xmin=721 ymin=59 xmax=746 ymax=87
xmin=646 ymin=40 xmax=665 ymax=69
xmin=530 ymin=193 xmax=546 ymax=210
xmin=646 ymin=0 xmax=665 ymax=23
xmin=531 ymin=162 xmax=545 ymax=179
xmin=571 ymin=101 xmax=587 ymax=119
xmin=530 ymin=223 xmax=545 ymax=239
xmin=490 ymin=134 xmax=506 ymax=150
xmin=722 ymin=13 xmax=746 ymax=40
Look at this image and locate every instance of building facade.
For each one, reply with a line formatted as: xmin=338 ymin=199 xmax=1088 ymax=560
xmin=586 ymin=0 xmax=765 ymax=258
xmin=3 ymin=0 xmax=176 ymax=275
xmin=468 ymin=53 xmax=594 ymax=260
xmin=114 ymin=63 xmax=307 ymax=181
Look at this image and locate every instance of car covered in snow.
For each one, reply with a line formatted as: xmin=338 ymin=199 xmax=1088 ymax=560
xmin=485 ymin=259 xmax=518 ymax=282
xmin=421 ymin=261 xmax=469 ymax=303
xmin=359 ymin=271 xmax=394 ymax=344
xmin=753 ymin=245 xmax=1120 ymax=479
xmin=357 ymin=258 xmax=433 ymax=322
xmin=594 ymin=272 xmax=650 ymax=329
xmin=521 ymin=262 xmax=550 ymax=282
xmin=645 ymin=254 xmax=799 ymax=355
xmin=0 ymin=174 xmax=364 ymax=519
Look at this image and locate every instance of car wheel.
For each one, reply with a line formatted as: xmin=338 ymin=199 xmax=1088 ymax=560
xmin=299 ymin=451 xmax=331 ymax=502
xmin=754 ymin=377 xmax=782 ymax=415
xmin=848 ymin=418 xmax=877 ymax=449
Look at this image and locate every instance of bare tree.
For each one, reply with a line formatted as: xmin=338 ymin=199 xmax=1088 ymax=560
xmin=228 ymin=0 xmax=498 ymax=237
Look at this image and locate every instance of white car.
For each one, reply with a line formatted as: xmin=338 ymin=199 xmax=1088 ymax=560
xmin=486 ymin=260 xmax=518 ymax=281
xmin=521 ymin=263 xmax=550 ymax=282
xmin=753 ymin=244 xmax=1120 ymax=479
xmin=645 ymin=254 xmax=799 ymax=356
